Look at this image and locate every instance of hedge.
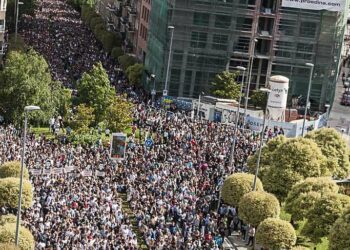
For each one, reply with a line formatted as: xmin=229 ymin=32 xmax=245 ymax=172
xmin=0 ymin=161 xmax=29 ymax=180
xmin=0 ymin=223 xmax=34 ymax=250
xmin=0 ymin=178 xmax=33 ymax=209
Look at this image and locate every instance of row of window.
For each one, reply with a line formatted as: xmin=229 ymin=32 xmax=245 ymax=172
xmin=141 ymin=5 xmax=150 ymax=22
xmin=139 ymin=23 xmax=148 ymax=41
xmin=191 ymin=32 xmax=228 ymax=50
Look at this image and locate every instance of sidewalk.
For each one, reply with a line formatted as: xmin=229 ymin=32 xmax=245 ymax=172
xmin=226 ymin=232 xmax=253 ymax=250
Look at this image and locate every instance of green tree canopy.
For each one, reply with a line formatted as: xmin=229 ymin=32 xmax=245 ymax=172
xmin=0 ymin=223 xmax=34 ymax=250
xmin=285 ymin=177 xmax=339 ymax=220
xmin=210 ymin=70 xmax=241 ymax=100
xmin=221 ymin=173 xmax=263 ymax=207
xmin=50 ymin=81 xmax=72 ymax=120
xmin=118 ymin=55 xmax=137 ymax=70
xmin=0 ymin=161 xmax=29 ymax=180
xmin=105 ymin=96 xmax=133 ymax=132
xmin=302 ymin=193 xmax=350 ymax=243
xmin=250 ymin=89 xmax=268 ymax=109
xmin=0 ymin=214 xmax=17 ymax=226
xmin=238 ymin=191 xmax=280 ymax=227
xmin=262 ymin=137 xmax=328 ymax=201
xmin=111 ymin=47 xmax=123 ymax=60
xmin=77 ymin=62 xmax=114 ymax=123
xmin=305 ymin=128 xmax=350 ymax=178
xmin=0 ymin=243 xmax=20 ymax=250
xmin=0 ymin=49 xmax=59 ymax=125
xmin=0 ymin=178 xmax=33 ymax=209
xmin=329 ymin=206 xmax=350 ymax=250
xmin=70 ymin=104 xmax=95 ymax=134
xmin=100 ymin=31 xmax=121 ymax=53
xmin=125 ymin=64 xmax=144 ymax=86
xmin=256 ymin=218 xmax=297 ymax=249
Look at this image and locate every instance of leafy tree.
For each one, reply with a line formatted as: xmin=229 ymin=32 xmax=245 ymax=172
xmin=6 ymin=0 xmax=37 ymax=32
xmin=89 ymin=16 xmax=104 ymax=30
xmin=100 ymin=32 xmax=121 ymax=52
xmin=0 ymin=243 xmax=20 ymax=250
xmin=0 ymin=161 xmax=29 ymax=180
xmin=305 ymin=128 xmax=350 ymax=178
xmin=77 ymin=62 xmax=114 ymax=123
xmin=238 ymin=191 xmax=280 ymax=227
xmin=221 ymin=173 xmax=263 ymax=207
xmin=210 ymin=70 xmax=241 ymax=100
xmin=291 ymin=246 xmax=309 ymax=250
xmin=302 ymin=193 xmax=350 ymax=243
xmin=285 ymin=177 xmax=339 ymax=220
xmin=111 ymin=47 xmax=123 ymax=60
xmin=125 ymin=64 xmax=144 ymax=86
xmin=7 ymin=34 xmax=27 ymax=52
xmin=0 ymin=223 xmax=34 ymax=250
xmin=105 ymin=96 xmax=133 ymax=132
xmin=329 ymin=206 xmax=350 ymax=250
xmin=250 ymin=89 xmax=268 ymax=108
xmin=247 ymin=135 xmax=287 ymax=180
xmin=256 ymin=218 xmax=297 ymax=249
xmin=0 ymin=214 xmax=17 ymax=226
xmin=0 ymin=178 xmax=33 ymax=209
xmin=50 ymin=81 xmax=72 ymax=120
xmin=262 ymin=137 xmax=327 ymax=201
xmin=118 ymin=55 xmax=137 ymax=70
xmin=70 ymin=104 xmax=95 ymax=134
xmin=0 ymin=50 xmax=57 ymax=125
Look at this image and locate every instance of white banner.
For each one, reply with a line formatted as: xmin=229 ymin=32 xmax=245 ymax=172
xmin=268 ymin=76 xmax=289 ymax=109
xmin=282 ymin=0 xmax=345 ymax=12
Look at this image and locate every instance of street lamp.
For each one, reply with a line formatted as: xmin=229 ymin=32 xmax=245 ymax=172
xmin=15 ymin=105 xmax=41 ymax=246
xmin=252 ymin=88 xmax=271 ymax=191
xmin=302 ymin=63 xmax=314 ymax=136
xmin=163 ymin=26 xmax=175 ymax=97
xmin=243 ymin=38 xmax=258 ymax=129
xmin=228 ymin=66 xmax=247 ymax=169
xmin=151 ymin=74 xmax=156 ymax=107
xmin=15 ymin=1 xmax=24 ymax=43
xmin=325 ymin=103 xmax=331 ymax=127
xmin=197 ymin=91 xmax=205 ymax=120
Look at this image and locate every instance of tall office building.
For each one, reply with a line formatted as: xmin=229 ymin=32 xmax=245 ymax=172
xmin=0 ymin=0 xmax=6 ymax=55
xmin=145 ymin=0 xmax=349 ymax=110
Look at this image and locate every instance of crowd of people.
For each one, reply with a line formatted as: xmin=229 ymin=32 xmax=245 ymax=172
xmin=0 ymin=0 xmax=286 ymax=249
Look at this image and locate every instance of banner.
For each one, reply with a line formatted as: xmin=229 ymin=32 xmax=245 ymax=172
xmin=267 ymin=76 xmax=289 ymax=122
xmin=30 ymin=169 xmax=42 ymax=176
xmin=110 ymin=133 xmax=127 ymax=160
xmin=282 ymin=0 xmax=345 ymax=12
xmin=64 ymin=165 xmax=75 ymax=173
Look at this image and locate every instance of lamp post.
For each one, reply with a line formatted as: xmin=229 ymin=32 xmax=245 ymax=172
xmin=15 ymin=1 xmax=24 ymax=43
xmin=252 ymin=88 xmax=271 ymax=191
xmin=197 ymin=92 xmax=205 ymax=120
xmin=302 ymin=63 xmax=314 ymax=136
xmin=229 ymin=66 xmax=247 ymax=169
xmin=164 ymin=26 xmax=175 ymax=97
xmin=243 ymin=38 xmax=258 ymax=129
xmin=151 ymin=74 xmax=156 ymax=107
xmin=15 ymin=105 xmax=41 ymax=246
xmin=325 ymin=103 xmax=330 ymax=127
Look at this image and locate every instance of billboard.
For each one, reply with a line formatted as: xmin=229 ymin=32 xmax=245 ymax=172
xmin=110 ymin=133 xmax=127 ymax=160
xmin=282 ymin=0 xmax=345 ymax=12
xmin=267 ymin=75 xmax=289 ymax=122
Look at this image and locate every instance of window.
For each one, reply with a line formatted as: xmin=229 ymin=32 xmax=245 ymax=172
xmin=212 ymin=34 xmax=228 ymax=50
xmin=215 ymin=15 xmax=231 ymax=29
xmin=236 ymin=17 xmax=253 ymax=32
xmin=193 ymin=12 xmax=210 ymax=26
xmin=279 ymin=19 xmax=296 ymax=36
xmin=191 ymin=32 xmax=207 ymax=48
xmin=299 ymin=22 xmax=317 ymax=38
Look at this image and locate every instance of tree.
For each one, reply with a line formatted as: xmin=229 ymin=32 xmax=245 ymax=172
xmin=221 ymin=173 xmax=263 ymax=207
xmin=0 ymin=161 xmax=29 ymax=180
xmin=77 ymin=62 xmax=114 ymax=123
xmin=50 ymin=81 xmax=72 ymax=120
xmin=125 ymin=64 xmax=144 ymax=86
xmin=305 ymin=128 xmax=350 ymax=178
xmin=70 ymin=104 xmax=95 ymax=134
xmin=6 ymin=0 xmax=37 ymax=32
xmin=262 ymin=137 xmax=328 ymax=201
xmin=0 ymin=50 xmax=58 ymax=125
xmin=111 ymin=47 xmax=123 ymax=60
xmin=0 ymin=243 xmax=20 ymax=250
xmin=118 ymin=55 xmax=137 ymax=70
xmin=329 ymin=206 xmax=350 ymax=250
xmin=105 ymin=96 xmax=133 ymax=132
xmin=7 ymin=34 xmax=27 ymax=52
xmin=100 ymin=32 xmax=121 ymax=52
xmin=247 ymin=135 xmax=287 ymax=180
xmin=238 ymin=191 xmax=280 ymax=227
xmin=0 ymin=214 xmax=17 ymax=226
xmin=285 ymin=177 xmax=339 ymax=220
xmin=302 ymin=193 xmax=350 ymax=243
xmin=291 ymin=246 xmax=309 ymax=250
xmin=210 ymin=70 xmax=241 ymax=100
xmin=256 ymin=218 xmax=297 ymax=249
xmin=250 ymin=89 xmax=268 ymax=109
xmin=0 ymin=178 xmax=33 ymax=209
xmin=0 ymin=223 xmax=34 ymax=250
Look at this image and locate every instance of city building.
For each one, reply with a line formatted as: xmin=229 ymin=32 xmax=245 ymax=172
xmin=145 ymin=0 xmax=349 ymax=110
xmin=135 ymin=0 xmax=151 ymax=62
xmin=96 ymin=0 xmax=139 ymax=53
xmin=0 ymin=0 xmax=6 ymax=55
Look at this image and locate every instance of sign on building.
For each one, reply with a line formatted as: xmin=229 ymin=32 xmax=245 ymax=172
xmin=282 ymin=0 xmax=345 ymax=12
xmin=110 ymin=133 xmax=127 ymax=160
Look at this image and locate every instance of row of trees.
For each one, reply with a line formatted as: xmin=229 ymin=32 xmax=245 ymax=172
xmin=221 ymin=128 xmax=350 ymax=249
xmin=0 ymin=161 xmax=35 ymax=250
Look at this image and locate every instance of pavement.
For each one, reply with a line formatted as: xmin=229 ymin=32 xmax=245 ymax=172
xmin=224 ymin=232 xmax=254 ymax=250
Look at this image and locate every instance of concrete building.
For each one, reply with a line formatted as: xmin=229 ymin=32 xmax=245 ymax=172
xmin=135 ymin=0 xmax=151 ymax=62
xmin=0 ymin=0 xmax=6 ymax=55
xmin=145 ymin=0 xmax=349 ymax=110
